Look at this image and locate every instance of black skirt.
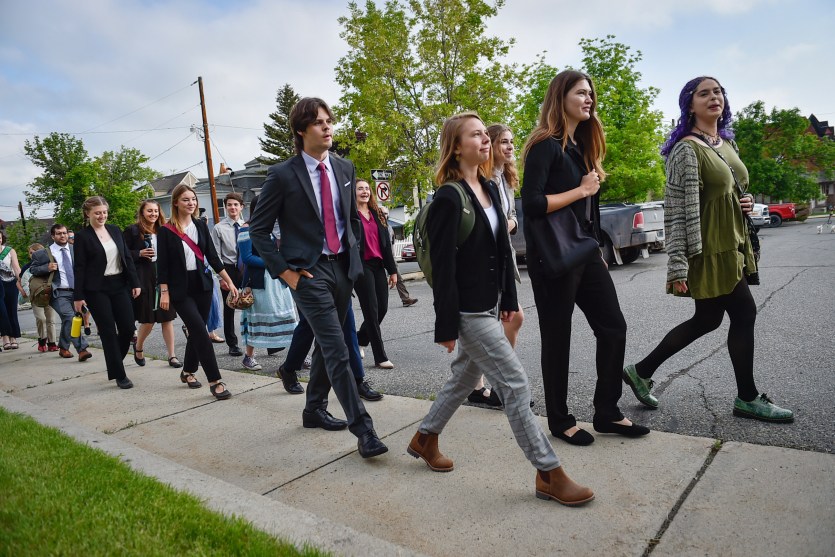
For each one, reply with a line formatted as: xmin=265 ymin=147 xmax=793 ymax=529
xmin=133 ymin=259 xmax=177 ymax=324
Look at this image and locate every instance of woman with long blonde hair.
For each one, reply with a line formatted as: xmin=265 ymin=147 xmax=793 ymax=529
xmin=157 ymin=184 xmax=239 ymax=399
xmin=521 ymin=70 xmax=649 ymax=446
xmin=407 ymin=112 xmax=593 ymax=506
xmin=123 ymin=199 xmax=181 ymax=368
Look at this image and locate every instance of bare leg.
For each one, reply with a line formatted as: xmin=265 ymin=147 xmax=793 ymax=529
xmin=161 ymin=320 xmax=176 ymax=358
xmin=135 ymin=322 xmax=154 ymax=351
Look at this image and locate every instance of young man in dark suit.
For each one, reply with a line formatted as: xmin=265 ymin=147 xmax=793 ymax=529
xmin=248 ymin=97 xmax=387 ymax=458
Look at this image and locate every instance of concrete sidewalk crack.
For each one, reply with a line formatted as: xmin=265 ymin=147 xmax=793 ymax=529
xmin=642 ymin=440 xmax=723 ymax=556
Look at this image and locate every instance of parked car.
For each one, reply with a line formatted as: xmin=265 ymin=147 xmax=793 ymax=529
xmin=767 ymin=203 xmax=796 ymax=227
xmin=401 ymin=243 xmax=416 ymax=262
xmin=750 ymin=203 xmax=770 ymax=230
xmin=510 ymin=199 xmax=665 ymax=266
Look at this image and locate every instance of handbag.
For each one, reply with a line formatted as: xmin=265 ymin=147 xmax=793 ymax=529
xmin=692 ymin=134 xmax=761 ymax=285
xmin=225 ymin=266 xmax=254 ymax=310
xmin=528 ymin=207 xmax=600 ymax=278
xmin=29 ymin=249 xmax=56 ymax=308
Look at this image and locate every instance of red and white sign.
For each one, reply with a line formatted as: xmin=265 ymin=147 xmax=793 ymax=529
xmin=376 ymin=181 xmax=390 ymax=201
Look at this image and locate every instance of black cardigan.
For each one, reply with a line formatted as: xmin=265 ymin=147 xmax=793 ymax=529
xmin=156 ymin=218 xmax=224 ymax=302
xmin=427 ymin=177 xmax=517 ymax=343
xmin=72 ymin=224 xmax=140 ymax=300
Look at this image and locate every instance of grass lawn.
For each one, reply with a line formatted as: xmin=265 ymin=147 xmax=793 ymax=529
xmin=0 ymin=408 xmax=328 ymax=556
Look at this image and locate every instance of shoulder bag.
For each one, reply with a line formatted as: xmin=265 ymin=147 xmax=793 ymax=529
xmin=28 ymin=249 xmax=56 ymax=308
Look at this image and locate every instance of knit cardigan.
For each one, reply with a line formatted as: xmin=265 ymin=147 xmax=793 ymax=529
xmin=663 ymin=140 xmax=703 ymax=286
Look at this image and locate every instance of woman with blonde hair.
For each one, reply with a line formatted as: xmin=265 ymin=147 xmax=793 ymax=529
xmin=521 ymin=70 xmax=649 ymax=445
xmin=157 ymin=184 xmax=239 ymax=399
xmin=73 ymin=196 xmax=141 ymax=389
xmin=123 ymin=199 xmax=181 ymax=368
xmin=407 ymin=112 xmax=593 ymax=506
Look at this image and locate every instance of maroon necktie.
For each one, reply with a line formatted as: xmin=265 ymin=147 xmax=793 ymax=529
xmin=318 ymin=162 xmax=341 ymax=253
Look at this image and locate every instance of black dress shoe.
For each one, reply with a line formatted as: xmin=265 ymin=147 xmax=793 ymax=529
xmin=116 ymin=377 xmax=134 ymax=389
xmin=593 ymin=420 xmax=650 ymax=437
xmin=357 ymin=380 xmax=383 ymax=401
xmin=303 ymin=408 xmax=348 ymax=431
xmin=357 ymin=430 xmax=388 ymax=458
xmin=467 ymin=387 xmax=503 ymax=407
xmin=267 ymin=347 xmax=285 ymax=355
xmin=228 ymin=346 xmax=243 ymax=357
xmin=277 ymin=365 xmax=305 ymax=394
xmin=553 ymin=428 xmax=595 ymax=446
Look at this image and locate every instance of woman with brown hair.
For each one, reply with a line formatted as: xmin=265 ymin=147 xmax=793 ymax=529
xmin=407 ymin=112 xmax=593 ymax=506
xmin=157 ymin=184 xmax=239 ymax=399
xmin=354 ymin=179 xmax=397 ymax=369
xmin=521 ymin=70 xmax=649 ymax=445
xmin=72 ymin=196 xmax=141 ymax=389
xmin=123 ymin=200 xmax=181 ymax=368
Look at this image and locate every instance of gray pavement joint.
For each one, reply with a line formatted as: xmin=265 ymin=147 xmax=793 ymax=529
xmin=642 ymin=440 xmax=722 ymax=556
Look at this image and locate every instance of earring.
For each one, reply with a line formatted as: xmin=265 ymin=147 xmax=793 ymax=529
xmin=455 ymin=154 xmax=461 ymax=162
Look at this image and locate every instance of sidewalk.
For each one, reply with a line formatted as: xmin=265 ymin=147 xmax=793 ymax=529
xmin=2 ymin=346 xmax=833 ymax=556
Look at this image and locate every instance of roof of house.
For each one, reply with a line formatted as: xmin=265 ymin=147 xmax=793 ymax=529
xmin=149 ymin=171 xmax=195 ymax=194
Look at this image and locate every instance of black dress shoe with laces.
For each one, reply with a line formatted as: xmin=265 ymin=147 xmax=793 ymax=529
xmin=357 ymin=380 xmax=383 ymax=401
xmin=357 ymin=430 xmax=388 ymax=458
xmin=302 ymin=408 xmax=348 ymax=431
xmin=228 ymin=346 xmax=243 ymax=357
xmin=116 ymin=377 xmax=134 ymax=389
xmin=277 ymin=365 xmax=304 ymax=394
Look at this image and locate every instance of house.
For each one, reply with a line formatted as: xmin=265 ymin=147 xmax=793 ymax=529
xmin=808 ymin=115 xmax=835 ymax=209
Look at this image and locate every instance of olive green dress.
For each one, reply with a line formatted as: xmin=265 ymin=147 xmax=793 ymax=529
xmin=684 ymin=139 xmax=755 ymax=300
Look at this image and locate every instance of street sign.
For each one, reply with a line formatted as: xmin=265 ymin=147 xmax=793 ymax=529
xmin=376 ymin=181 xmax=390 ymax=201
xmin=371 ymin=169 xmax=393 ymax=181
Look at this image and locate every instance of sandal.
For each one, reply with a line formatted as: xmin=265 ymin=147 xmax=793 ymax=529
xmin=210 ymin=381 xmax=231 ymax=400
xmin=2 ymin=343 xmax=11 ymax=350
xmin=10 ymin=342 xmax=19 ymax=350
xmin=180 ymin=371 xmax=202 ymax=389
xmin=168 ymin=356 xmax=183 ymax=368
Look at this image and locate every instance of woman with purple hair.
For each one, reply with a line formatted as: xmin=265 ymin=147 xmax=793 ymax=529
xmin=622 ymin=76 xmax=793 ymax=423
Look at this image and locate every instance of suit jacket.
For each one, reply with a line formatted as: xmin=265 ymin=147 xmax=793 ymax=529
xmin=29 ymin=247 xmax=60 ymax=283
xmin=427 ymin=177 xmax=518 ymax=343
xmin=73 ymin=224 xmax=140 ymax=300
xmin=156 ymin=218 xmax=224 ymax=302
xmin=249 ymin=153 xmax=363 ymax=283
xmin=358 ymin=211 xmax=398 ymax=276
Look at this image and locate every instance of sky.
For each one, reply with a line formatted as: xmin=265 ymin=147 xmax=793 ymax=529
xmin=2 ymin=0 xmax=833 ymax=222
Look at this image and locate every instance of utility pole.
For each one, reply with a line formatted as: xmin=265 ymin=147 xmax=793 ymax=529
xmin=18 ymin=201 xmax=26 ymax=233
xmin=197 ymin=76 xmax=219 ymax=223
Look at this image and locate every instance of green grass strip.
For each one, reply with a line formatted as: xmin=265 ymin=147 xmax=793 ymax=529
xmin=0 ymin=408 xmax=329 ymax=557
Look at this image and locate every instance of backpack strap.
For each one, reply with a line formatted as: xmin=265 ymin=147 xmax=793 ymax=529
xmin=440 ymin=181 xmax=476 ymax=247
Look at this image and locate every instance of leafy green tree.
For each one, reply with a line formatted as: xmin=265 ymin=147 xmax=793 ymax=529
xmin=335 ymin=0 xmax=519 ymax=206
xmin=509 ymin=55 xmax=559 ymax=155
xmin=579 ymin=36 xmax=665 ymax=202
xmin=23 ymin=132 xmax=159 ymax=230
xmin=3 ymin=213 xmax=47 ymax=266
xmin=259 ymin=83 xmax=300 ymax=165
xmin=733 ymin=101 xmax=835 ymax=202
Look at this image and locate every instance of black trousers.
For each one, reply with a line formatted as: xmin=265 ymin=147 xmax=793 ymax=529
xmin=173 ymin=271 xmax=222 ymax=382
xmin=354 ymin=258 xmax=390 ymax=364
xmin=221 ymin=263 xmax=242 ymax=347
xmin=530 ymin=256 xmax=626 ymax=433
xmin=84 ymin=274 xmax=135 ymax=381
xmin=636 ymin=278 xmax=758 ymax=401
xmin=290 ymin=256 xmax=373 ymax=438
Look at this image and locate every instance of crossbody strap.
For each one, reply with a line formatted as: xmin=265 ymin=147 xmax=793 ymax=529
xmin=164 ymin=223 xmax=205 ymax=263
xmin=691 ymin=134 xmax=747 ymax=199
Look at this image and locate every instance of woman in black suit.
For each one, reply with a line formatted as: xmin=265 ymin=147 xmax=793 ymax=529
xmin=73 ymin=196 xmax=141 ymax=389
xmin=157 ymin=184 xmax=239 ymax=400
xmin=354 ymin=179 xmax=398 ymax=369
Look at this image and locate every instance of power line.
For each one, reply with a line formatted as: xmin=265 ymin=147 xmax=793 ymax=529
xmin=79 ymin=82 xmax=195 ymax=134
xmin=0 ymin=126 xmax=192 ymax=137
xmin=147 ymin=133 xmax=195 ymax=162
xmin=125 ymin=104 xmax=200 ymax=145
xmin=210 ymin=137 xmax=227 ymax=166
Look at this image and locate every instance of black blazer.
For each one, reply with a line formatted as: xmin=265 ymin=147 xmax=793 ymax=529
xmin=358 ymin=211 xmax=398 ymax=276
xmin=427 ymin=177 xmax=517 ymax=343
xmin=249 ymin=153 xmax=363 ymax=283
xmin=123 ymin=224 xmax=155 ymax=276
xmin=156 ymin=218 xmax=224 ymax=302
xmin=73 ymin=224 xmax=140 ymax=300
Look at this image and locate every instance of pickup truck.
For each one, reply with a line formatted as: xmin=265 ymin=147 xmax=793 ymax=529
xmin=767 ymin=203 xmax=796 ymax=227
xmin=750 ymin=203 xmax=770 ymax=230
xmin=511 ymin=199 xmax=665 ymax=266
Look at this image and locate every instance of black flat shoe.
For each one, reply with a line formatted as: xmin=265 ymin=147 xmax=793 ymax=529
xmin=180 ymin=371 xmax=202 ymax=389
xmin=553 ymin=428 xmax=595 ymax=446
xmin=593 ymin=421 xmax=650 ymax=437
xmin=467 ymin=387 xmax=503 ymax=407
xmin=210 ymin=381 xmax=231 ymax=400
xmin=116 ymin=377 xmax=134 ymax=389
xmin=267 ymin=347 xmax=285 ymax=355
xmin=168 ymin=356 xmax=182 ymax=368
xmin=133 ymin=349 xmax=146 ymax=367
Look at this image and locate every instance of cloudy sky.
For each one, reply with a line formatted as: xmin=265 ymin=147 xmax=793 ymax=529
xmin=2 ymin=0 xmax=833 ymax=222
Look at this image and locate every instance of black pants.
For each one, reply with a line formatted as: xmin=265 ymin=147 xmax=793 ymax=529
xmin=290 ymin=256 xmax=373 ymax=438
xmin=354 ymin=258 xmax=390 ymax=364
xmin=174 ymin=271 xmax=222 ymax=382
xmin=221 ymin=263 xmax=242 ymax=347
xmin=530 ymin=256 xmax=626 ymax=433
xmin=84 ymin=275 xmax=135 ymax=380
xmin=636 ymin=278 xmax=758 ymax=401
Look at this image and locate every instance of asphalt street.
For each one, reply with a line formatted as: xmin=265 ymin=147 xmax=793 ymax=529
xmin=16 ymin=219 xmax=834 ymax=454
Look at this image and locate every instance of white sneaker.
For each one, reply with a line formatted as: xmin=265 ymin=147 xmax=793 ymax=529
xmin=242 ymin=356 xmax=262 ymax=371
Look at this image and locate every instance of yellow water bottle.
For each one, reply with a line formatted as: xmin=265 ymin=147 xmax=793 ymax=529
xmin=71 ymin=312 xmax=83 ymax=338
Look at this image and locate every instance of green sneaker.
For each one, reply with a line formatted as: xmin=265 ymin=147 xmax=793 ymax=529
xmin=733 ymin=393 xmax=794 ymax=423
xmin=622 ymin=364 xmax=658 ymax=409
